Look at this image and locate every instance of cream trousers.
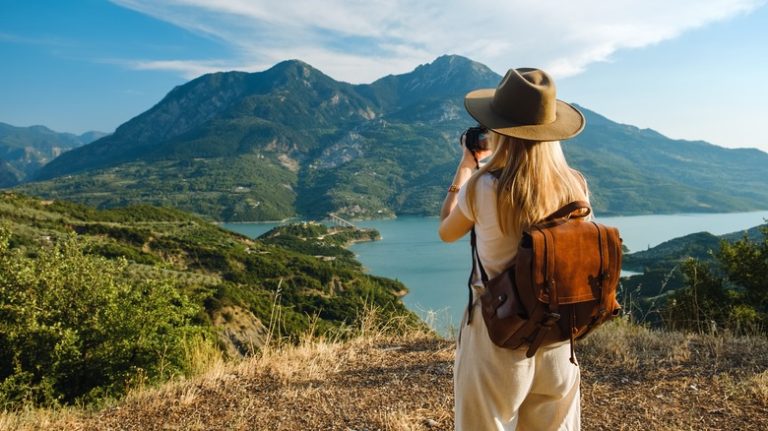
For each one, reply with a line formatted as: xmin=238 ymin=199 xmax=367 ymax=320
xmin=454 ymin=300 xmax=581 ymax=431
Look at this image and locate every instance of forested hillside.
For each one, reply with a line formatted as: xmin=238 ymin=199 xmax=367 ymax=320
xmin=13 ymin=56 xmax=768 ymax=221
xmin=0 ymin=192 xmax=416 ymax=408
xmin=620 ymin=223 xmax=768 ymax=332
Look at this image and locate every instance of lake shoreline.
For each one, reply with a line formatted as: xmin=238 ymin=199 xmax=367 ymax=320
xmin=215 ymin=208 xmax=768 ymax=225
xmin=224 ymin=210 xmax=768 ymax=335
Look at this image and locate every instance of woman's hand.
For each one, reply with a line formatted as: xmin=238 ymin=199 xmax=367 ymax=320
xmin=438 ymin=133 xmax=492 ymax=240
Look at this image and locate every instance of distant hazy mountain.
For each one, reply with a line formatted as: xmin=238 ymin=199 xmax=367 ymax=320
xmin=0 ymin=160 xmax=20 ymax=187
xmin=623 ymin=223 xmax=766 ymax=271
xmin=19 ymin=55 xmax=768 ymax=221
xmin=619 ymin=222 xmax=766 ymax=300
xmin=565 ymin=108 xmax=768 ymax=215
xmin=0 ymin=122 xmax=108 ymax=186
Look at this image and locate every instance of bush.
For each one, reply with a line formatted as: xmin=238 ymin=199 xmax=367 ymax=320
xmin=662 ymin=225 xmax=768 ymax=334
xmin=718 ymin=225 xmax=768 ymax=307
xmin=0 ymin=226 xmax=210 ymax=409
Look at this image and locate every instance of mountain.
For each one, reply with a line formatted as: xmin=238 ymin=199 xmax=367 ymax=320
xmin=0 ymin=122 xmax=107 ymax=187
xmin=78 ymin=130 xmax=110 ymax=143
xmin=565 ymin=109 xmax=768 ymax=214
xmin=619 ymin=222 xmax=766 ymax=302
xmin=16 ymin=55 xmax=768 ymax=221
xmin=623 ymin=223 xmax=767 ymax=272
xmin=0 ymin=160 xmax=21 ymax=187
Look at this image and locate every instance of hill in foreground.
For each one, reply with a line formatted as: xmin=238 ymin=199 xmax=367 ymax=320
xmin=14 ymin=56 xmax=768 ymax=221
xmin=1 ymin=321 xmax=766 ymax=430
xmin=0 ymin=192 xmax=417 ymax=408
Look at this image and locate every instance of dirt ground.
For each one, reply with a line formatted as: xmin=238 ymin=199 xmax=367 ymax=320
xmin=3 ymin=322 xmax=767 ymax=430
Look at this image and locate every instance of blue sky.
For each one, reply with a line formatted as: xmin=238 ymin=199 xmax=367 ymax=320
xmin=1 ymin=0 xmax=767 ymax=152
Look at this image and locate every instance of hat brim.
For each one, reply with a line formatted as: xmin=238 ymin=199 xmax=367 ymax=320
xmin=464 ymin=88 xmax=585 ymax=141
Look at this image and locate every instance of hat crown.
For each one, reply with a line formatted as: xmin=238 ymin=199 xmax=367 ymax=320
xmin=463 ymin=66 xmax=584 ymax=141
xmin=491 ymin=68 xmax=557 ymax=126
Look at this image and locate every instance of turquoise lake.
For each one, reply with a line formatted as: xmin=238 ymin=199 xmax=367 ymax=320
xmin=221 ymin=210 xmax=768 ymax=334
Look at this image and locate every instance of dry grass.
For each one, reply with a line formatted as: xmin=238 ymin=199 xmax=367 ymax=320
xmin=2 ymin=318 xmax=767 ymax=431
xmin=578 ymin=319 xmax=768 ymax=431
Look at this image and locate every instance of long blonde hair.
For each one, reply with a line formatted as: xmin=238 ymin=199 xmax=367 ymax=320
xmin=465 ymin=132 xmax=588 ymax=237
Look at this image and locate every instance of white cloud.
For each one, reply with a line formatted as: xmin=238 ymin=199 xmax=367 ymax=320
xmin=97 ymin=57 xmax=247 ymax=79
xmin=109 ymin=0 xmax=766 ymax=82
xmin=129 ymin=59 xmax=241 ymax=79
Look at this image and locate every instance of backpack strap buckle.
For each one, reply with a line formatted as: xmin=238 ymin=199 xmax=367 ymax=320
xmin=525 ymin=312 xmax=561 ymax=357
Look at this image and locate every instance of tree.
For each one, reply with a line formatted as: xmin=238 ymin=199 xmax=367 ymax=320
xmin=718 ymin=225 xmax=768 ymax=308
xmin=663 ymin=225 xmax=767 ymax=334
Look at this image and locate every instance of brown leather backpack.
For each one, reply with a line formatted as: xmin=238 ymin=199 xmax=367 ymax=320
xmin=467 ymin=201 xmax=622 ymax=364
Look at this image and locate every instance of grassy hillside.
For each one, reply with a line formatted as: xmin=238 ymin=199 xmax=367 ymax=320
xmin=0 ymin=192 xmax=418 ymax=408
xmin=17 ymin=155 xmax=298 ymax=221
xmin=619 ymin=223 xmax=767 ymax=327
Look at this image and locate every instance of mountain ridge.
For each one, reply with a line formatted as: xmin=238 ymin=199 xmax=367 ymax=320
xmin=13 ymin=55 xmax=768 ymax=221
xmin=0 ymin=122 xmax=108 ymax=187
xmin=623 ymin=222 xmax=767 ymax=272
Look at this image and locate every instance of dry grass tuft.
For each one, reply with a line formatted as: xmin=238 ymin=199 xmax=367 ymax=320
xmin=579 ymin=318 xmax=768 ymax=431
xmin=1 ymin=318 xmax=766 ymax=430
xmin=749 ymin=370 xmax=768 ymax=407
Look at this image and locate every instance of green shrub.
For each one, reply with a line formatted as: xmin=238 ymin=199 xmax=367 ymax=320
xmin=662 ymin=225 xmax=767 ymax=334
xmin=83 ymin=240 xmax=161 ymax=265
xmin=0 ymin=226 xmax=209 ymax=409
xmin=718 ymin=225 xmax=768 ymax=307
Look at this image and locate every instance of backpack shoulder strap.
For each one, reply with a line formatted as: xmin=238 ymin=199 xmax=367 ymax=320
xmin=466 ymin=227 xmax=491 ymax=325
xmin=544 ymin=201 xmax=591 ymax=221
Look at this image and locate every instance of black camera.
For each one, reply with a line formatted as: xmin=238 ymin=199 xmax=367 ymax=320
xmin=462 ymin=126 xmax=489 ymax=152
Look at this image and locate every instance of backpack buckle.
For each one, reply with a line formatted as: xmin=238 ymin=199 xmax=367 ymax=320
xmin=542 ymin=312 xmax=561 ymax=326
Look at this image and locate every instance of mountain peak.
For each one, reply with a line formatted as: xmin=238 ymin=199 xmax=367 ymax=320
xmin=431 ymin=54 xmax=474 ymax=65
xmin=270 ymin=58 xmax=313 ymax=72
xmin=0 ymin=122 xmax=91 ymax=186
xmin=25 ymin=55 xmax=768 ymax=222
xmin=364 ymin=55 xmax=500 ymax=109
xmin=265 ymin=59 xmax=333 ymax=82
xmin=413 ymin=54 xmax=497 ymax=79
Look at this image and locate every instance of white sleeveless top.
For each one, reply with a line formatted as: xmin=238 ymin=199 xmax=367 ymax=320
xmin=457 ymin=173 xmax=520 ymax=284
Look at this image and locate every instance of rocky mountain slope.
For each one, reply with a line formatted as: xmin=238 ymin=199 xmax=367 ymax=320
xmin=15 ymin=56 xmax=768 ymax=221
xmin=0 ymin=122 xmax=106 ymax=186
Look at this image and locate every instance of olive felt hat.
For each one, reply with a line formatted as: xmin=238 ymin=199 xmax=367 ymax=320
xmin=464 ymin=68 xmax=585 ymax=141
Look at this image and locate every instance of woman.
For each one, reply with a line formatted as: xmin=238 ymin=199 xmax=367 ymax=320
xmin=439 ymin=68 xmax=588 ymax=431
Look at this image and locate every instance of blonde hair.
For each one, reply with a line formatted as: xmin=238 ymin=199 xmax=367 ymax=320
xmin=465 ymin=132 xmax=588 ymax=237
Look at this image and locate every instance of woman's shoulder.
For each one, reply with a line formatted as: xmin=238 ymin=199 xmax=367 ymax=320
xmin=461 ymin=171 xmax=496 ymax=205
xmin=475 ymin=171 xmax=498 ymax=190
xmin=480 ymin=170 xmax=499 ymax=183
xmin=466 ymin=172 xmax=498 ymax=204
